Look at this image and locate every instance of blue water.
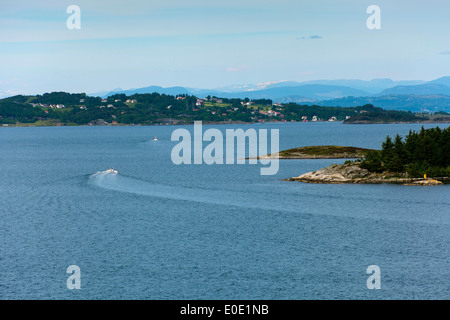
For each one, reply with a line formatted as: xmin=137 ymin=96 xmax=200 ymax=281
xmin=0 ymin=122 xmax=449 ymax=300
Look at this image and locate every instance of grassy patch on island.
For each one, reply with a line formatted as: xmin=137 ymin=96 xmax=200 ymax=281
xmin=277 ymin=145 xmax=378 ymax=159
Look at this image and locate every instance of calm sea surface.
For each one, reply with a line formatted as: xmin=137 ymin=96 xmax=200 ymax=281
xmin=0 ymin=122 xmax=449 ymax=299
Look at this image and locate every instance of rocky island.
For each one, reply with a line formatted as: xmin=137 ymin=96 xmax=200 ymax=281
xmin=285 ymin=126 xmax=449 ymax=186
xmin=287 ymin=162 xmax=444 ymax=185
xmin=254 ymin=145 xmax=377 ymax=160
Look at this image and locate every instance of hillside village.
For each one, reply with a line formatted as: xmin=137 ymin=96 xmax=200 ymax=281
xmin=0 ymin=91 xmax=446 ymax=127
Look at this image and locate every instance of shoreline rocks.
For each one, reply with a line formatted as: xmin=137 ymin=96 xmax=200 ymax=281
xmin=287 ymin=163 xmax=445 ymax=186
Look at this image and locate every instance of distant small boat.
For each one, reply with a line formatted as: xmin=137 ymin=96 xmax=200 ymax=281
xmin=105 ymin=168 xmax=118 ymax=174
xmin=153 ymin=136 xmax=158 ymax=141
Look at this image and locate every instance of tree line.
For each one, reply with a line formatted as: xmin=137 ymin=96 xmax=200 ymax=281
xmin=0 ymin=92 xmax=445 ymax=126
xmin=360 ymin=126 xmax=450 ymax=177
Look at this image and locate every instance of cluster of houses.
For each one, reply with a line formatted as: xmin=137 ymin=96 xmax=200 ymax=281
xmin=259 ymin=109 xmax=282 ymax=117
xmin=31 ymin=103 xmax=66 ymax=109
xmin=27 ymin=95 xmax=354 ymax=124
xmin=30 ymin=97 xmax=141 ymax=111
xmin=194 ymin=97 xmax=225 ymax=106
xmin=190 ymin=99 xmax=352 ymax=122
xmin=205 ymin=97 xmax=223 ymax=103
xmin=300 ymin=115 xmax=350 ymax=122
xmin=100 ymin=98 xmax=137 ymax=104
xmin=193 ymin=98 xmax=286 ymax=109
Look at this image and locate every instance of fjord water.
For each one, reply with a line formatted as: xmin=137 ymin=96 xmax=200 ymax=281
xmin=0 ymin=122 xmax=448 ymax=300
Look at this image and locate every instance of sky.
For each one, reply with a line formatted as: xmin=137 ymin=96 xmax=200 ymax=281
xmin=1 ymin=0 xmax=450 ymax=96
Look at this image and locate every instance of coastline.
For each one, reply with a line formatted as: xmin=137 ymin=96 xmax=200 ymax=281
xmin=0 ymin=120 xmax=282 ymax=128
xmin=287 ymin=162 xmax=447 ymax=186
xmin=344 ymin=119 xmax=450 ymax=124
xmin=2 ymin=120 xmax=450 ymax=128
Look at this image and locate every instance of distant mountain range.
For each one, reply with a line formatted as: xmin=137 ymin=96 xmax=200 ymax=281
xmin=378 ymin=83 xmax=450 ymax=96
xmin=89 ymin=76 xmax=450 ymax=113
xmin=306 ymin=94 xmax=450 ymax=113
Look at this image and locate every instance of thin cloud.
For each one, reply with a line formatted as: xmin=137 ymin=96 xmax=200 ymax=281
xmin=296 ymin=35 xmax=323 ymax=40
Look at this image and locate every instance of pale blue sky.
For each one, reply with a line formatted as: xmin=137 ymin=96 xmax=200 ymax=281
xmin=1 ymin=0 xmax=450 ymax=96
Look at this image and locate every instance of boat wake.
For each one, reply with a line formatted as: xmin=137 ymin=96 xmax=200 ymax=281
xmin=88 ymin=169 xmax=299 ymax=215
xmin=87 ymin=169 xmax=442 ymax=223
xmin=89 ymin=169 xmax=246 ymax=206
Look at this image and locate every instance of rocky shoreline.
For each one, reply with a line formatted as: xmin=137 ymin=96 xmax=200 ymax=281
xmin=287 ymin=162 xmax=445 ymax=185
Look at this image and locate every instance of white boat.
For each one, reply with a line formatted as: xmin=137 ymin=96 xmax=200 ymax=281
xmin=105 ymin=168 xmax=118 ymax=174
xmin=153 ymin=136 xmax=158 ymax=141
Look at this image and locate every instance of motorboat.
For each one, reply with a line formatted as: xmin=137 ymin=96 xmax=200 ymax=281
xmin=153 ymin=136 xmax=158 ymax=141
xmin=105 ymin=168 xmax=118 ymax=174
